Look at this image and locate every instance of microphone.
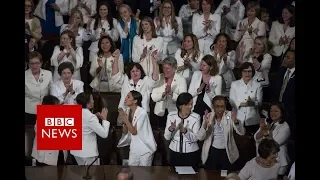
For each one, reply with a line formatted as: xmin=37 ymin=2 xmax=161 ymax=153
xmin=82 ymin=156 xmax=99 ymax=180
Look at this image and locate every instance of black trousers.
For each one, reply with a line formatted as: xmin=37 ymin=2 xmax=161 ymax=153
xmin=170 ymin=150 xmax=200 ymax=170
xmin=205 ymin=146 xmax=232 ymax=170
xmin=25 ymin=113 xmax=36 ymax=125
xmin=36 ymin=151 xmax=65 ymax=166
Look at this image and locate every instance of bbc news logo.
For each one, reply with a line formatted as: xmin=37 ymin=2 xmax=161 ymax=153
xmin=37 ymin=105 xmax=82 ymax=150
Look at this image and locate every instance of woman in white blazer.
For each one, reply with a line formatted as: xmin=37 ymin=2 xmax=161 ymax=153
xmin=155 ymin=0 xmax=184 ymax=59
xmin=151 ymin=57 xmax=188 ymax=127
xmin=25 ymin=0 xmax=42 ymax=42
xmin=111 ymin=54 xmax=159 ymax=113
xmin=229 ymin=62 xmax=262 ymax=134
xmin=254 ymin=102 xmax=291 ymax=175
xmin=87 ymin=1 xmax=119 ymax=62
xmin=214 ymin=0 xmax=245 ymax=41
xmin=197 ymin=95 xmax=245 ymax=170
xmin=268 ymin=5 xmax=295 ymax=73
xmin=164 ymin=92 xmax=201 ymax=168
xmin=70 ymin=92 xmax=110 ymax=165
xmin=51 ymin=62 xmax=84 ymax=104
xmin=25 ymin=51 xmax=52 ymax=125
xmin=31 ymin=95 xmax=68 ymax=166
xmin=192 ymin=0 xmax=221 ymax=55
xmin=189 ymin=55 xmax=222 ymax=122
xmin=176 ymin=34 xmax=203 ymax=86
xmin=34 ymin=0 xmax=70 ymax=35
xmin=89 ymin=36 xmax=124 ymax=92
xmin=51 ymin=30 xmax=84 ymax=82
xmin=234 ymin=2 xmax=266 ymax=64
xmin=132 ymin=17 xmax=163 ymax=77
xmin=69 ymin=0 xmax=97 ymax=25
xmin=117 ymin=91 xmax=157 ymax=166
xmin=60 ymin=10 xmax=90 ymax=47
xmin=239 ymin=36 xmax=272 ymax=101
xmin=209 ymin=33 xmax=236 ymax=96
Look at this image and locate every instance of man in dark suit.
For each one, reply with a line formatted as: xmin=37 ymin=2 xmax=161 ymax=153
xmin=271 ymin=50 xmax=295 ymax=138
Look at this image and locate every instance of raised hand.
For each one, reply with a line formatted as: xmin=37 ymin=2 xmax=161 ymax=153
xmin=168 ymin=120 xmax=176 ymax=132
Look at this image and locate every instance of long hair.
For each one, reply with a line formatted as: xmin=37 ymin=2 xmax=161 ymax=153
xmin=158 ymin=0 xmax=178 ymax=33
xmin=180 ymin=34 xmax=200 ymax=61
xmin=94 ymin=2 xmax=114 ymax=30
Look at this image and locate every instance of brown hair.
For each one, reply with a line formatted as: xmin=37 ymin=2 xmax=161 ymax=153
xmin=246 ymin=1 xmax=261 ymax=19
xmin=29 ymin=51 xmax=43 ymax=63
xmin=25 ymin=0 xmax=35 ymax=18
xmin=60 ymin=30 xmax=77 ymax=50
xmin=180 ymin=34 xmax=200 ymax=61
xmin=159 ymin=0 xmax=178 ymax=33
xmin=69 ymin=9 xmax=84 ymax=27
xmin=139 ymin=17 xmax=157 ymax=39
xmin=202 ymin=55 xmax=219 ymax=76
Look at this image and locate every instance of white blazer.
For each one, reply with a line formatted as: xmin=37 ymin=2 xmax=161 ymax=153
xmin=69 ymin=0 xmax=97 ymax=24
xmin=197 ymin=111 xmax=245 ymax=164
xmin=246 ymin=53 xmax=272 ymax=87
xmin=254 ymin=121 xmax=291 ymax=169
xmin=210 ymin=50 xmax=236 ymax=96
xmin=164 ymin=111 xmax=201 ymax=153
xmin=60 ymin=25 xmax=90 ymax=47
xmin=192 ymin=13 xmax=221 ymax=55
xmin=154 ymin=16 xmax=184 ymax=59
xmin=88 ymin=18 xmax=119 ymax=53
xmin=215 ymin=0 xmax=245 ymax=40
xmin=50 ymin=79 xmax=84 ymax=104
xmin=34 ymin=0 xmax=69 ymax=27
xmin=175 ymin=48 xmax=203 ymax=84
xmin=25 ymin=69 xmax=52 ymax=115
xmin=288 ymin=162 xmax=295 ymax=180
xmin=234 ymin=17 xmax=266 ymax=58
xmin=117 ymin=106 xmax=157 ymax=155
xmin=70 ymin=108 xmax=110 ymax=158
xmin=50 ymin=46 xmax=84 ymax=82
xmin=31 ymin=124 xmax=68 ymax=165
xmin=116 ymin=18 xmax=140 ymax=41
xmin=269 ymin=21 xmax=295 ymax=57
xmin=151 ymin=73 xmax=187 ymax=117
xmin=112 ymin=73 xmax=159 ymax=112
xmin=132 ymin=35 xmax=164 ymax=76
xmin=229 ymin=79 xmax=263 ymax=126
xmin=89 ymin=54 xmax=124 ymax=92
xmin=188 ymin=71 xmax=222 ymax=110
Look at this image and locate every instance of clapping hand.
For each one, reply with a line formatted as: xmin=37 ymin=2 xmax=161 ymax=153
xmin=140 ymin=46 xmax=148 ymax=60
xmin=100 ymin=108 xmax=108 ymax=120
xmin=197 ymin=82 xmax=206 ymax=93
xmin=246 ymin=96 xmax=255 ymax=106
xmin=178 ymin=122 xmax=186 ymax=133
xmin=203 ymin=110 xmax=211 ymax=128
xmin=168 ymin=120 xmax=176 ymax=132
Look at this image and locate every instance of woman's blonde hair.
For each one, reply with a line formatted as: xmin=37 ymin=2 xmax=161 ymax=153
xmin=69 ymin=9 xmax=84 ymax=27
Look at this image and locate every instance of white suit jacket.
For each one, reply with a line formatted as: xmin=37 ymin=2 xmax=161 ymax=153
xmin=246 ymin=53 xmax=272 ymax=87
xmin=269 ymin=21 xmax=295 ymax=57
xmin=70 ymin=108 xmax=110 ymax=158
xmin=215 ymin=0 xmax=245 ymax=40
xmin=34 ymin=0 xmax=69 ymax=27
xmin=197 ymin=111 xmax=245 ymax=164
xmin=132 ymin=35 xmax=164 ymax=76
xmin=117 ymin=106 xmax=157 ymax=155
xmin=50 ymin=79 xmax=84 ymax=104
xmin=188 ymin=71 xmax=222 ymax=110
xmin=25 ymin=69 xmax=52 ymax=114
xmin=89 ymin=54 xmax=124 ymax=92
xmin=254 ymin=121 xmax=291 ymax=167
xmin=60 ymin=25 xmax=90 ymax=47
xmin=229 ymin=79 xmax=263 ymax=126
xmin=151 ymin=73 xmax=187 ymax=117
xmin=192 ymin=13 xmax=221 ymax=54
xmin=164 ymin=112 xmax=201 ymax=153
xmin=50 ymin=46 xmax=84 ymax=82
xmin=31 ymin=123 xmax=68 ymax=165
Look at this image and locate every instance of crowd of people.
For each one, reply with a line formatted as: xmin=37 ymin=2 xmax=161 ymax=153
xmin=25 ymin=0 xmax=296 ymax=179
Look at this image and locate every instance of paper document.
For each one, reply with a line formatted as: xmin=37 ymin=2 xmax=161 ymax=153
xmin=174 ymin=166 xmax=196 ymax=174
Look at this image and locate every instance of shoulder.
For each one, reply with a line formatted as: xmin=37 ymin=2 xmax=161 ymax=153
xmin=212 ymin=74 xmax=222 ymax=81
xmin=231 ymin=79 xmax=241 ymax=87
xmin=73 ymin=79 xmax=84 ymax=86
xmin=42 ymin=69 xmax=53 ymax=77
xmin=263 ymin=53 xmax=272 ymax=60
xmin=32 ymin=16 xmax=41 ymax=23
xmin=190 ymin=112 xmax=201 ymax=121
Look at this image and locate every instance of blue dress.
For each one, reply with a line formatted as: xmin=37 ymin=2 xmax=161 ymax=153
xmin=39 ymin=0 xmax=61 ymax=35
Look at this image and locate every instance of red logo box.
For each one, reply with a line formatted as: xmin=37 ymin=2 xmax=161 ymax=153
xmin=36 ymin=105 xmax=82 ymax=150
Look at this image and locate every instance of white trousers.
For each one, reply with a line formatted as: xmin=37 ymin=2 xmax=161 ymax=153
xmin=74 ymin=156 xmax=100 ymax=165
xmin=128 ymin=152 xmax=153 ymax=166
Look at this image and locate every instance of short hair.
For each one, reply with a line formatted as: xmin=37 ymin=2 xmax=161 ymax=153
xmin=258 ymin=138 xmax=280 ymax=159
xmin=58 ymin=62 xmax=75 ymax=76
xmin=76 ymin=92 xmax=92 ymax=108
xmin=239 ymin=62 xmax=256 ymax=77
xmin=212 ymin=95 xmax=227 ymax=106
xmin=29 ymin=51 xmax=43 ymax=63
xmin=266 ymin=101 xmax=288 ymax=124
xmin=97 ymin=36 xmax=116 ymax=56
xmin=116 ymin=167 xmax=134 ymax=180
xmin=162 ymin=56 xmax=177 ymax=69
xmin=246 ymin=1 xmax=261 ymax=19
xmin=126 ymin=63 xmax=146 ymax=80
xmin=176 ymin=92 xmax=193 ymax=111
xmin=42 ymin=95 xmax=60 ymax=105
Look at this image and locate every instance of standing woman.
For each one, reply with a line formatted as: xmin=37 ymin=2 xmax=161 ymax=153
xmin=51 ymin=30 xmax=84 ymax=82
xmin=154 ymin=0 xmax=184 ymax=59
xmin=25 ymin=51 xmax=52 ymax=125
xmin=51 ymin=62 xmax=84 ymax=104
xmin=132 ymin=16 xmax=163 ymax=76
xmin=229 ymin=62 xmax=262 ymax=134
xmin=175 ymin=34 xmax=203 ymax=86
xmin=87 ymin=1 xmax=119 ymax=62
xmin=31 ymin=95 xmax=68 ymax=166
xmin=117 ymin=91 xmax=157 ymax=166
xmin=25 ymin=0 xmax=42 ymax=42
xmin=192 ymin=0 xmax=221 ymax=55
xmin=164 ymin=92 xmax=201 ymax=168
xmin=189 ymin=55 xmax=222 ymax=123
